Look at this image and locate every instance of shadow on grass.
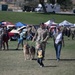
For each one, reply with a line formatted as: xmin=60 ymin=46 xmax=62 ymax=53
xmin=0 ymin=49 xmax=23 ymax=51
xmin=46 ymin=59 xmax=56 ymax=60
xmin=44 ymin=65 xmax=57 ymax=67
xmin=36 ymin=12 xmax=75 ymax=16
xmin=60 ymin=59 xmax=75 ymax=61
xmin=46 ymin=58 xmax=75 ymax=61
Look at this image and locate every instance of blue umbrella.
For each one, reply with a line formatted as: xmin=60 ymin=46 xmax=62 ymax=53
xmin=15 ymin=22 xmax=27 ymax=27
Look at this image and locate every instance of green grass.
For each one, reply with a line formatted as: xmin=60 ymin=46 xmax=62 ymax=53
xmin=0 ymin=37 xmax=75 ymax=75
xmin=0 ymin=11 xmax=75 ymax=24
xmin=0 ymin=11 xmax=75 ymax=75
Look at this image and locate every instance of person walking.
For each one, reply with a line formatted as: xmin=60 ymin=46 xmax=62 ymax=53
xmin=32 ymin=23 xmax=49 ymax=59
xmin=0 ymin=25 xmax=4 ymax=50
xmin=37 ymin=48 xmax=44 ymax=67
xmin=2 ymin=26 xmax=9 ymax=50
xmin=53 ymin=28 xmax=64 ymax=61
xmin=16 ymin=29 xmax=24 ymax=50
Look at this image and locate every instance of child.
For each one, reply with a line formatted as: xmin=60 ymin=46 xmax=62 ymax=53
xmin=37 ymin=44 xmax=44 ymax=67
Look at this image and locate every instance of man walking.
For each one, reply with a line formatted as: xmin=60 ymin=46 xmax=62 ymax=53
xmin=32 ymin=23 xmax=49 ymax=59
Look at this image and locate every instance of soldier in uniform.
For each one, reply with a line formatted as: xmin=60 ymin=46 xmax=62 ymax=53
xmin=32 ymin=23 xmax=49 ymax=59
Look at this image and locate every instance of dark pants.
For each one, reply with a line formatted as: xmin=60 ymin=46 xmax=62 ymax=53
xmin=37 ymin=58 xmax=44 ymax=67
xmin=0 ymin=39 xmax=2 ymax=49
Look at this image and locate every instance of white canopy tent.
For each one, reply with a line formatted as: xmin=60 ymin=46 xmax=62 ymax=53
xmin=59 ymin=20 xmax=74 ymax=27
xmin=44 ymin=20 xmax=57 ymax=27
xmin=70 ymin=24 xmax=75 ymax=27
xmin=74 ymin=24 xmax=75 ymax=27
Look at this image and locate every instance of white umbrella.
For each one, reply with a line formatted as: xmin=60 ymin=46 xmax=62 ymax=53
xmin=7 ymin=25 xmax=15 ymax=28
xmin=10 ymin=29 xmax=19 ymax=34
xmin=17 ymin=26 xmax=27 ymax=31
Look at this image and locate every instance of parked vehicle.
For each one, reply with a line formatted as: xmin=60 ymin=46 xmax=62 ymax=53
xmin=73 ymin=8 xmax=75 ymax=13
xmin=8 ymin=26 xmax=27 ymax=41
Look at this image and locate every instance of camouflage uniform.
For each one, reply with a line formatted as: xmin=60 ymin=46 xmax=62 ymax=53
xmin=35 ymin=27 xmax=49 ymax=58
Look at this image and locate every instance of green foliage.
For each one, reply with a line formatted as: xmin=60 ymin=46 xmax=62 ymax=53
xmin=47 ymin=0 xmax=55 ymax=4
xmin=48 ymin=0 xmax=55 ymax=4
xmin=45 ymin=0 xmax=73 ymax=10
xmin=57 ymin=0 xmax=73 ymax=10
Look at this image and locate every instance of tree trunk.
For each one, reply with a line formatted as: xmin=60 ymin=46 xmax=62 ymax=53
xmin=39 ymin=0 xmax=47 ymax=13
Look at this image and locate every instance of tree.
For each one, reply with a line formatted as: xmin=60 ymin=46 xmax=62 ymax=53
xmin=57 ymin=0 xmax=73 ymax=10
xmin=21 ymin=0 xmax=39 ymax=12
xmin=49 ymin=0 xmax=55 ymax=4
xmin=39 ymin=0 xmax=47 ymax=13
xmin=47 ymin=0 xmax=56 ymax=4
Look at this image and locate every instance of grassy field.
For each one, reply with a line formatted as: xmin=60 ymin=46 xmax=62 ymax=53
xmin=0 ymin=11 xmax=75 ymax=24
xmin=0 ymin=36 xmax=75 ymax=75
xmin=0 ymin=11 xmax=75 ymax=75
